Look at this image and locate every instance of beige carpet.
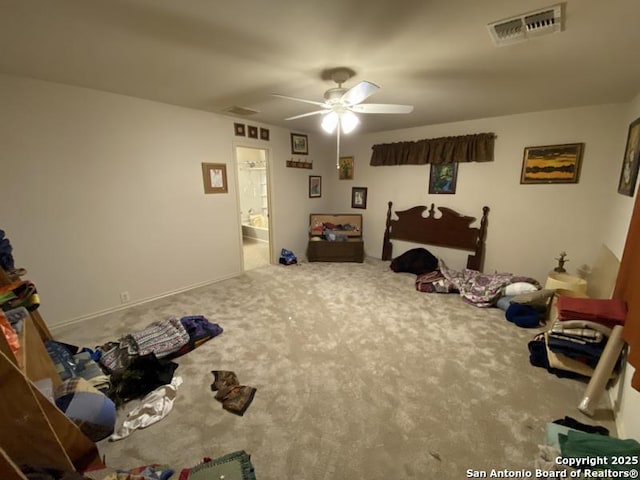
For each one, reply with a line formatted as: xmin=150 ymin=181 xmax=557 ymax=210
xmin=55 ymin=258 xmax=615 ymax=479
xmin=243 ymin=237 xmax=270 ymax=271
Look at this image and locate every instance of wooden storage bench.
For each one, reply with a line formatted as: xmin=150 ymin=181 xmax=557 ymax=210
xmin=307 ymin=214 xmax=364 ymax=262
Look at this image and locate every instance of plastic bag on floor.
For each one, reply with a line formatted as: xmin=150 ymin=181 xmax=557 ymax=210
xmin=279 ymin=248 xmax=297 ymax=265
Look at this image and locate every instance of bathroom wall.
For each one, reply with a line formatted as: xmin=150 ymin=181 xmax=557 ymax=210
xmin=237 ymin=146 xmax=268 ymax=223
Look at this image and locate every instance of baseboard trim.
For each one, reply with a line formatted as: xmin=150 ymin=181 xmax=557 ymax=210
xmin=49 ymin=272 xmax=241 ymax=332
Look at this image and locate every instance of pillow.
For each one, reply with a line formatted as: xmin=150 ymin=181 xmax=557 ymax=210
xmin=504 ymin=282 xmax=539 ymax=296
xmin=511 ymin=288 xmax=555 ymax=306
xmin=390 ymin=248 xmax=438 ymax=275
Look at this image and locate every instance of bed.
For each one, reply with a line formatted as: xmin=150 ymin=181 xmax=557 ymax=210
xmin=382 ymin=201 xmax=490 ymax=271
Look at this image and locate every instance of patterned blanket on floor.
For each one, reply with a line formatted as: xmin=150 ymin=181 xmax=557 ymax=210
xmin=440 ymin=260 xmax=540 ymax=307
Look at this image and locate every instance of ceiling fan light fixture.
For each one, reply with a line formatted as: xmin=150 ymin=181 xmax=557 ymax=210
xmin=321 ymin=111 xmax=339 ymax=133
xmin=340 ymin=111 xmax=359 ymax=134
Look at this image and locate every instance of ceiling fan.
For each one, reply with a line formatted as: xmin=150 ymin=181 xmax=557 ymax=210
xmin=273 ymin=67 xmax=414 ymax=167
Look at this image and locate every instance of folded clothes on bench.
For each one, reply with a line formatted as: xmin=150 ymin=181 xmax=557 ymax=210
xmin=557 ymin=296 xmax=627 ymax=328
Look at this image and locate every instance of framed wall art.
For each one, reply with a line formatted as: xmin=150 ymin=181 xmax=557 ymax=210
xmin=291 ymin=133 xmax=309 ymax=155
xmin=351 ymin=187 xmax=367 ymax=209
xmin=429 ymin=163 xmax=458 ymax=194
xmin=618 ymin=117 xmax=640 ymax=197
xmin=234 ymin=123 xmax=245 ymax=137
xmin=202 ymin=163 xmax=228 ymax=194
xmin=248 ymin=125 xmax=258 ymax=139
xmin=260 ymin=127 xmax=270 ymax=141
xmin=520 ymin=143 xmax=584 ymax=184
xmin=339 ymin=156 xmax=354 ymax=180
xmin=309 ymin=175 xmax=321 ymax=198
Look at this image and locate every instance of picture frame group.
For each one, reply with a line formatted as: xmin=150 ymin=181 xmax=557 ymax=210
xmin=234 ymin=122 xmax=269 ymax=142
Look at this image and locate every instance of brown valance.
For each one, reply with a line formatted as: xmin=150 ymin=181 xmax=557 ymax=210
xmin=370 ymin=132 xmax=496 ymax=166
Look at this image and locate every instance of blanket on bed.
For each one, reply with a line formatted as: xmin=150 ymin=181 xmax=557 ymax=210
xmin=439 ymin=260 xmax=540 ymax=307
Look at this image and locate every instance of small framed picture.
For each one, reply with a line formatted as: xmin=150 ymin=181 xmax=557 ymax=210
xmin=339 ymin=156 xmax=354 ymax=180
xmin=618 ymin=117 xmax=640 ymax=197
xmin=234 ymin=123 xmax=245 ymax=136
xmin=351 ymin=187 xmax=367 ymax=209
xmin=260 ymin=128 xmax=270 ymax=141
xmin=202 ymin=163 xmax=228 ymax=194
xmin=291 ymin=133 xmax=309 ymax=155
xmin=248 ymin=125 xmax=258 ymax=139
xmin=429 ymin=163 xmax=458 ymax=194
xmin=309 ymin=175 xmax=321 ymax=198
xmin=520 ymin=143 xmax=584 ymax=184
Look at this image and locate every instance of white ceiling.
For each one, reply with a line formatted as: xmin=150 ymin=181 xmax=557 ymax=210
xmin=2 ymin=0 xmax=640 ymax=134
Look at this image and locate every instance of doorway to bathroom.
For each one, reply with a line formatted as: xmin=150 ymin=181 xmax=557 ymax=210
xmin=235 ymin=146 xmax=271 ymax=270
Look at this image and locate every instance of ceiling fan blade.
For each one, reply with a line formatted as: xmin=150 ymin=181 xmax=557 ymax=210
xmin=350 ymin=103 xmax=414 ymax=114
xmin=272 ymin=93 xmax=326 ymax=107
xmin=285 ymin=110 xmax=328 ymax=121
xmin=340 ymin=81 xmax=379 ymax=105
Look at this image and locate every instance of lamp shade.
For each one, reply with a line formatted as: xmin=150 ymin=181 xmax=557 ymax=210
xmin=321 ymin=111 xmax=338 ymax=133
xmin=340 ymin=111 xmax=359 ymax=134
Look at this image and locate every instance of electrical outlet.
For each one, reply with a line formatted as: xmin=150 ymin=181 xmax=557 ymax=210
xmin=120 ymin=291 xmax=130 ymax=304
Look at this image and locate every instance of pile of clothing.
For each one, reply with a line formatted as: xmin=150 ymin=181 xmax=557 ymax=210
xmin=0 ymin=229 xmax=15 ymax=272
xmin=94 ymin=315 xmax=223 ymax=406
xmin=529 ymin=296 xmax=627 ymax=379
xmin=97 ymin=315 xmax=222 ymax=374
xmin=0 ymin=280 xmax=40 ymax=312
xmin=536 ymin=416 xmax=640 ymax=476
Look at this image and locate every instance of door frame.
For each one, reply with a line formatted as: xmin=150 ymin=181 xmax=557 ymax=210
xmin=233 ymin=143 xmax=273 ymax=270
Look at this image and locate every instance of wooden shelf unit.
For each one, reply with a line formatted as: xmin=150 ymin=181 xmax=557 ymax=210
xmin=0 ymin=265 xmax=103 ymax=473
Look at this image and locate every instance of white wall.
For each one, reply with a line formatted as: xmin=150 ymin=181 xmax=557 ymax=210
xmin=335 ymin=105 xmax=626 ymax=285
xmin=0 ymin=74 xmax=333 ymax=325
xmin=604 ymin=92 xmax=640 ymax=441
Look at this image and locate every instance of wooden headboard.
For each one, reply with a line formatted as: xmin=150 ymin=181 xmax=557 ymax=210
xmin=382 ymin=201 xmax=490 ymax=271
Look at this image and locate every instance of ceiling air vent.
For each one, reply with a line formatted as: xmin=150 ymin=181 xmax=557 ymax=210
xmin=488 ymin=3 xmax=564 ymax=46
xmin=222 ymin=105 xmax=260 ymax=116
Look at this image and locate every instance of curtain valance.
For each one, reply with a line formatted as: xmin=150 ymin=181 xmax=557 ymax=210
xmin=370 ymin=133 xmax=496 ymax=166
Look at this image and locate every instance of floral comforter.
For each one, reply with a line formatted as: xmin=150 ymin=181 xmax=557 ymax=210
xmin=439 ymin=260 xmax=540 ymax=307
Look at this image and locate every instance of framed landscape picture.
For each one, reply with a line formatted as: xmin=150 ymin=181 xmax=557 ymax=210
xmin=291 ymin=133 xmax=309 ymax=155
xmin=520 ymin=143 xmax=584 ymax=184
xmin=618 ymin=117 xmax=640 ymax=196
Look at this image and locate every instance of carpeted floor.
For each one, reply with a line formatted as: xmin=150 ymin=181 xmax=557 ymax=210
xmin=55 ymin=258 xmax=615 ymax=479
xmin=243 ymin=237 xmax=270 ymax=271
